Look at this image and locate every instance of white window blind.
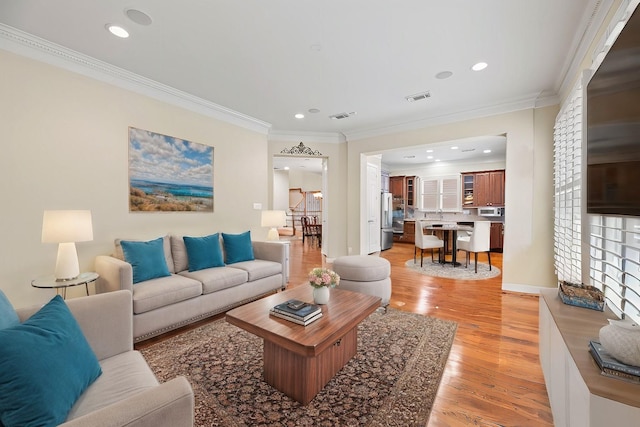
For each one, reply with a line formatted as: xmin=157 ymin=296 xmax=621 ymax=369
xmin=553 ymin=82 xmax=583 ymax=285
xmin=554 ymin=77 xmax=640 ymax=323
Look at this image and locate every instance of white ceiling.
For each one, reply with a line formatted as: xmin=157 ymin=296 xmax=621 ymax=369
xmin=0 ymin=0 xmax=606 ymax=143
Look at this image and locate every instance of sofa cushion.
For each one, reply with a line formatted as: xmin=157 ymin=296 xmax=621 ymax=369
xmin=229 ymin=260 xmax=283 ymax=282
xmin=0 ymin=289 xmax=19 ymax=330
xmin=115 ymin=235 xmax=175 ymax=274
xmin=132 ymin=275 xmax=202 ymax=314
xmin=170 ymin=234 xmax=189 ymax=273
xmin=66 ymin=351 xmax=159 ymax=421
xmin=222 ymin=231 xmax=255 ymax=264
xmin=183 ymin=233 xmax=225 ymax=271
xmin=0 ymin=295 xmax=102 ymax=427
xmin=121 ymin=237 xmax=172 ymax=284
xmin=179 ymin=267 xmax=248 ymax=294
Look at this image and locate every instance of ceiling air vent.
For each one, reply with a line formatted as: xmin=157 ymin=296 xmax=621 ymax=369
xmin=329 ymin=112 xmax=356 ymax=120
xmin=405 ymin=91 xmax=431 ymax=102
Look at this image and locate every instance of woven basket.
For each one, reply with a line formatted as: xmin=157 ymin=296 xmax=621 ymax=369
xmin=558 ymin=281 xmax=605 ymax=311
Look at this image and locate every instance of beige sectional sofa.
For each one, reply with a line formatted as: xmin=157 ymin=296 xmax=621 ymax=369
xmin=15 ymin=290 xmax=194 ymax=426
xmin=95 ymin=234 xmax=288 ymax=342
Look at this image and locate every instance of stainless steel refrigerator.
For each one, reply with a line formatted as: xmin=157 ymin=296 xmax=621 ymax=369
xmin=381 ymin=192 xmax=393 ymax=250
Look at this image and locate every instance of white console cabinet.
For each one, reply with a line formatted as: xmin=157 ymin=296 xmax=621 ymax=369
xmin=539 ymin=289 xmax=640 ymax=426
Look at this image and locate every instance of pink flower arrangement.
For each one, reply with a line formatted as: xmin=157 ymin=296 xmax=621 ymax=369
xmin=308 ymin=267 xmax=340 ymax=288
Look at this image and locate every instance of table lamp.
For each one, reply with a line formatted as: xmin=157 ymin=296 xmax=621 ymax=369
xmin=42 ymin=210 xmax=94 ymax=281
xmin=261 ymin=210 xmax=286 ymax=241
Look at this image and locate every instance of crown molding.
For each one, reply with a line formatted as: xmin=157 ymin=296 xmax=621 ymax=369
xmin=344 ymin=93 xmax=554 ymax=141
xmin=555 ymin=0 xmax=615 ymax=99
xmin=0 ymin=24 xmax=271 ymax=135
xmin=267 ymin=129 xmax=346 ymax=144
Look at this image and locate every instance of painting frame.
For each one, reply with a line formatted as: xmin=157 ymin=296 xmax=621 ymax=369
xmin=128 ymin=127 xmax=214 ymax=212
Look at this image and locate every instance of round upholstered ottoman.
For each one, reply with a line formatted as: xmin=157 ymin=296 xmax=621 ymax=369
xmin=332 ymin=255 xmax=391 ymax=308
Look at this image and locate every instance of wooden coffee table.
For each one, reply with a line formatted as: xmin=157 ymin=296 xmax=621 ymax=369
xmin=225 ymin=286 xmax=381 ymax=404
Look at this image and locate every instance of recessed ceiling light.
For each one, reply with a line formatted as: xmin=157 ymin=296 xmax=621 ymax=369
xmin=106 ymin=24 xmax=129 ymax=38
xmin=435 ymin=71 xmax=453 ymax=79
xmin=427 ymin=156 xmax=433 ymax=159
xmin=451 ymin=146 xmax=459 ymax=150
xmin=294 ymin=113 xmax=305 ymax=119
xmin=284 ymin=166 xmax=290 ymax=170
xmin=435 ymin=159 xmax=441 ymax=162
xmin=472 ymin=62 xmax=488 ymax=71
xmin=426 ymin=149 xmax=433 ymax=153
xmin=483 ymin=149 xmax=492 ymax=154
xmin=125 ymin=9 xmax=152 ymax=26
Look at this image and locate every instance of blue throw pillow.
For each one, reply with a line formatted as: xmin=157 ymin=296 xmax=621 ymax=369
xmin=0 ymin=295 xmax=102 ymax=427
xmin=222 ymin=231 xmax=255 ymax=264
xmin=183 ymin=233 xmax=225 ymax=271
xmin=121 ymin=237 xmax=171 ymax=284
xmin=0 ymin=289 xmax=19 ymax=330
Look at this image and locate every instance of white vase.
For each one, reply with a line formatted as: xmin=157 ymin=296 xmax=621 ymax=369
xmin=313 ymin=286 xmax=330 ymax=305
xmin=599 ymin=319 xmax=640 ymax=366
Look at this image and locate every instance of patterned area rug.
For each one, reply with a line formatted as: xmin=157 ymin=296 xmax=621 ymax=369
xmin=141 ymin=308 xmax=457 ymax=427
xmin=405 ymin=258 xmax=501 ymax=280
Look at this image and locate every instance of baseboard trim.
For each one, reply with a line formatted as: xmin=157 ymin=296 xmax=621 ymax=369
xmin=502 ymin=282 xmax=555 ymax=294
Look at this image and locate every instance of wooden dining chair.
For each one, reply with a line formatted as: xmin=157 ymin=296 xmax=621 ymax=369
xmin=301 ymin=216 xmax=321 ymax=247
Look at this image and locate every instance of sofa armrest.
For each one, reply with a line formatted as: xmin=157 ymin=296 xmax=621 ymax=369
xmin=16 ymin=290 xmax=133 ymax=360
xmin=95 ymin=255 xmax=134 ymax=294
xmin=60 ymin=376 xmax=194 ymax=427
xmin=252 ymin=241 xmax=288 ymax=285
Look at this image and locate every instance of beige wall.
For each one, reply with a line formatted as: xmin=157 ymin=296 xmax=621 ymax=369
xmin=0 ymin=50 xmax=271 ymax=307
xmin=348 ymin=106 xmax=559 ymax=291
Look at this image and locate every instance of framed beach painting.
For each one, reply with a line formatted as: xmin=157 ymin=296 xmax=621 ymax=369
xmin=128 ymin=127 xmax=214 ymax=212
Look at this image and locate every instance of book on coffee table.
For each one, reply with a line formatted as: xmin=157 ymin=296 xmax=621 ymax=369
xmin=272 ymin=299 xmax=321 ymax=321
xmin=270 ymin=309 xmax=323 ymax=326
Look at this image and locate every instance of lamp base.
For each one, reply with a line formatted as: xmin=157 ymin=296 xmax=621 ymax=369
xmin=266 ymin=227 xmax=280 ymax=241
xmin=54 ymin=242 xmax=80 ymax=281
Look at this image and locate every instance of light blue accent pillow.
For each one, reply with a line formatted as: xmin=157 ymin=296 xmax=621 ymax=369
xmin=184 ymin=233 xmax=225 ymax=271
xmin=0 ymin=289 xmax=19 ymax=330
xmin=0 ymin=295 xmax=102 ymax=427
xmin=121 ymin=237 xmax=171 ymax=284
xmin=222 ymin=231 xmax=255 ymax=264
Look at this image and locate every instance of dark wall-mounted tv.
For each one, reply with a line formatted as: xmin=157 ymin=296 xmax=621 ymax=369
xmin=586 ymin=7 xmax=640 ymax=216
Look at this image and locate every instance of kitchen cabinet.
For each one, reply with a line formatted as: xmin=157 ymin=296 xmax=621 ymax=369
xmin=390 ymin=176 xmax=404 ymax=200
xmin=420 ymin=175 xmax=461 ymax=212
xmin=381 ymin=171 xmax=390 ymax=193
xmin=461 ymin=170 xmax=505 ymax=207
xmin=402 ymin=220 xmax=415 ymax=243
xmin=490 ymin=223 xmax=504 ymax=252
xmin=405 ymin=176 xmax=416 ymax=209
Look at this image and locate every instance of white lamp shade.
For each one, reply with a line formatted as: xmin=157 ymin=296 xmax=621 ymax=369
xmin=42 ymin=210 xmax=93 ymax=280
xmin=42 ymin=210 xmax=93 ymax=243
xmin=261 ymin=210 xmax=286 ymax=228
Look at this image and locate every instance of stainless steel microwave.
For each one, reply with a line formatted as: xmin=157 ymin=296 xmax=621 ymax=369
xmin=478 ymin=207 xmax=504 ymax=217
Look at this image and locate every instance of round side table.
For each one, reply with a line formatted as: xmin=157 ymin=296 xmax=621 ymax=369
xmin=31 ymin=272 xmax=99 ymax=299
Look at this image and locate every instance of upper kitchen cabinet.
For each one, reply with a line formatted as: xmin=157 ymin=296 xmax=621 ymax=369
xmin=461 ymin=170 xmax=505 ymax=207
xmin=405 ymin=176 xmax=417 ymax=209
xmin=420 ymin=175 xmax=461 ymax=212
xmin=390 ymin=176 xmax=404 ymax=200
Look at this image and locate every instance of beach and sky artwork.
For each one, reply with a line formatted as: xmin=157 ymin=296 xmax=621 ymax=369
xmin=128 ymin=127 xmax=214 ymax=212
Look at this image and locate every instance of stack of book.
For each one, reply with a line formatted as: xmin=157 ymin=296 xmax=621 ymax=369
xmin=589 ymin=340 xmax=640 ymax=384
xmin=270 ymin=299 xmax=322 ymax=326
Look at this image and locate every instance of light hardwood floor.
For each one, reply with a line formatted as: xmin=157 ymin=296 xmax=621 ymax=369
xmin=287 ymin=238 xmax=554 ymax=427
xmin=138 ymin=238 xmax=554 ymax=426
